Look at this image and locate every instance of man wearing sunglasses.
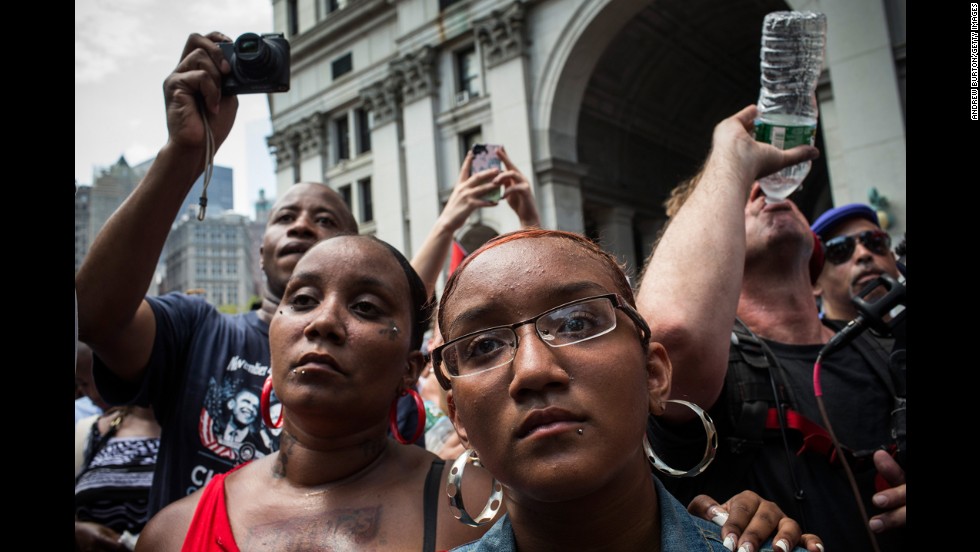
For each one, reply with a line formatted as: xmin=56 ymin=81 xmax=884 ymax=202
xmin=811 ymin=204 xmax=902 ymax=323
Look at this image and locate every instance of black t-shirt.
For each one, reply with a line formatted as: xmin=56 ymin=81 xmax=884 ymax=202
xmin=650 ymin=334 xmax=905 ymax=552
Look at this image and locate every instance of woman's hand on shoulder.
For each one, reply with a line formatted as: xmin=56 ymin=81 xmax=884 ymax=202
xmin=688 ymin=492 xmax=824 ymax=552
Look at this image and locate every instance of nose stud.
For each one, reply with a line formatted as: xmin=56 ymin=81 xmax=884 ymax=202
xmin=577 ymin=428 xmax=584 ymax=436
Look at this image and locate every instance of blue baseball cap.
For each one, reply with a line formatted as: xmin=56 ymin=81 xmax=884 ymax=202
xmin=810 ymin=204 xmax=880 ymax=240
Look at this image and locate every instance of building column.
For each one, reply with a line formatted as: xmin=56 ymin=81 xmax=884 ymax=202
xmin=532 ymin=156 xmax=586 ymax=233
xmin=298 ymin=112 xmax=327 ymax=183
xmin=394 ymin=46 xmax=441 ymax=258
xmin=795 ymin=0 xmax=906 ymax=233
xmin=475 ymin=1 xmax=533 ymax=233
xmin=634 ymin=217 xmax=664 ymax=271
xmin=266 ymin=130 xmax=299 ymax=198
xmin=595 ymin=206 xmax=637 ymax=277
xmin=361 ymin=79 xmax=409 ymax=250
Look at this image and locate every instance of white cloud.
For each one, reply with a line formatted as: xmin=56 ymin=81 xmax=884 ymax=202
xmin=75 ymin=0 xmax=155 ymax=83
xmin=185 ymin=0 xmax=272 ymax=30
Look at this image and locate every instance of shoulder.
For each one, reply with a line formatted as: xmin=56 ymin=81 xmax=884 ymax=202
xmin=137 ymin=487 xmax=203 ymax=552
xmin=436 ymin=453 xmax=499 ymax=550
xmin=448 ymin=515 xmax=514 ymax=552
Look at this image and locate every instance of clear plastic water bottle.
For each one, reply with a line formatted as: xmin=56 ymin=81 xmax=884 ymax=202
xmin=755 ymin=11 xmax=827 ymax=202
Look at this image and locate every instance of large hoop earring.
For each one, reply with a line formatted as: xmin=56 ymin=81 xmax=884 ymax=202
xmin=388 ymin=388 xmax=426 ymax=445
xmin=446 ymin=449 xmax=504 ymax=527
xmin=261 ymin=376 xmax=283 ymax=429
xmin=644 ymin=399 xmax=717 ymax=477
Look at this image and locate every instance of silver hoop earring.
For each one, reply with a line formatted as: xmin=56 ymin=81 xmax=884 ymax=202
xmin=446 ymin=449 xmax=504 ymax=527
xmin=644 ymin=399 xmax=718 ymax=477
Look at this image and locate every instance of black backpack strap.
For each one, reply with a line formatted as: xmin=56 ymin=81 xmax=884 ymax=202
xmin=726 ymin=321 xmax=795 ymax=455
xmin=422 ymin=458 xmax=445 ymax=552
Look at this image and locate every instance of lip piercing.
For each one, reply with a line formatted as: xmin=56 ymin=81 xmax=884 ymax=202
xmin=577 ymin=428 xmax=584 ymax=435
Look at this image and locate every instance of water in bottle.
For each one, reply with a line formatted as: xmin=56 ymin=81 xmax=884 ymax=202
xmin=754 ymin=11 xmax=827 ymax=202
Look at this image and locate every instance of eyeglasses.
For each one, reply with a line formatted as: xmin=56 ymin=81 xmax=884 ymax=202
xmin=823 ymin=230 xmax=892 ymax=265
xmin=432 ymin=293 xmax=650 ymax=389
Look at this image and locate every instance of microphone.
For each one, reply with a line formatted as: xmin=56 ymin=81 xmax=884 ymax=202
xmin=821 ymin=274 xmax=906 ymax=358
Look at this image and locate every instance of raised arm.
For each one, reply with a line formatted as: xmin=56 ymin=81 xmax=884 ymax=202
xmin=412 ymin=147 xmax=541 ymax=298
xmin=637 ymin=106 xmax=818 ymax=419
xmin=76 ymin=32 xmax=238 ymax=382
xmin=411 ymin=152 xmax=499 ymax=297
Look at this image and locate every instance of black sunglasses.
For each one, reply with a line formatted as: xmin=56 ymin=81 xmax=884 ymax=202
xmin=823 ymin=230 xmax=891 ymax=265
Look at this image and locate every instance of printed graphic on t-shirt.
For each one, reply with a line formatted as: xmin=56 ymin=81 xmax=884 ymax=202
xmin=198 ymin=356 xmax=280 ymax=464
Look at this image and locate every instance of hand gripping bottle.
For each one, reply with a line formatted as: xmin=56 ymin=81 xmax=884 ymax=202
xmin=754 ymin=11 xmax=827 ymax=202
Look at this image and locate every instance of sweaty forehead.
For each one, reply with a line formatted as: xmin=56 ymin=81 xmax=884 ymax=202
xmin=443 ymin=238 xmax=617 ymax=328
xmin=294 ymin=237 xmax=405 ymax=287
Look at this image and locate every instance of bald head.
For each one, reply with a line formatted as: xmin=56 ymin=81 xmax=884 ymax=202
xmin=260 ymin=182 xmax=359 ymax=296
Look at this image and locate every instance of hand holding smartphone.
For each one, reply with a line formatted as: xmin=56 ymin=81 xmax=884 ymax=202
xmin=470 ymin=144 xmax=503 ymax=202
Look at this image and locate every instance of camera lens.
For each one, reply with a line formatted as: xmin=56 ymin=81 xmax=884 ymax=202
xmin=239 ymin=39 xmax=259 ymax=54
xmin=234 ymin=32 xmax=275 ymax=80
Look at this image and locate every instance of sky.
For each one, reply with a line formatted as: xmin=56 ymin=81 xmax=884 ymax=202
xmin=75 ymin=0 xmax=278 ymax=216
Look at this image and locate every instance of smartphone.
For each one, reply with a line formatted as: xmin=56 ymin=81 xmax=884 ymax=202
xmin=470 ymin=144 xmax=503 ymax=202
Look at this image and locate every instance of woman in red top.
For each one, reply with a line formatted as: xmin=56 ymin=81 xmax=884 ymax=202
xmin=138 ymin=236 xmax=491 ymax=551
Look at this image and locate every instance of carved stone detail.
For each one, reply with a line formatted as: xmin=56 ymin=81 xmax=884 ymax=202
xmin=360 ymin=78 xmax=401 ymax=127
xmin=266 ymin=131 xmax=292 ymax=168
xmin=298 ymin=112 xmax=327 ymax=157
xmin=391 ymin=45 xmax=436 ymax=104
xmin=474 ymin=1 xmax=526 ymax=68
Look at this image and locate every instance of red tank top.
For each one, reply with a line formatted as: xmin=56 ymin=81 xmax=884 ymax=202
xmin=181 ymin=465 xmax=244 ymax=551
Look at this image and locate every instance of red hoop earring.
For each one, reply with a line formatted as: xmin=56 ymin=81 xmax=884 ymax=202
xmin=261 ymin=376 xmax=283 ymax=429
xmin=389 ymin=388 xmax=425 ymax=445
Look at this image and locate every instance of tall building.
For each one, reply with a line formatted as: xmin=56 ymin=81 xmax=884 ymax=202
xmin=266 ymin=0 xmax=906 ymax=281
xmin=133 ymin=159 xmax=235 ymax=223
xmin=160 ymin=211 xmax=259 ymax=313
xmin=75 ymin=183 xmax=92 ymax=274
xmin=88 ymin=156 xmax=141 ymax=250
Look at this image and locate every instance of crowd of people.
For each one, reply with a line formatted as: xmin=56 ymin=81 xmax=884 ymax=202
xmin=75 ymin=31 xmax=905 ymax=552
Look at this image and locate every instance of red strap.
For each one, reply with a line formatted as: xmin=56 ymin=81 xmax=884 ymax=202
xmin=765 ymin=407 xmax=836 ymax=460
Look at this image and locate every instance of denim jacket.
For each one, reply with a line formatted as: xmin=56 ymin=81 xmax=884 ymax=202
xmin=451 ymin=476 xmax=796 ymax=551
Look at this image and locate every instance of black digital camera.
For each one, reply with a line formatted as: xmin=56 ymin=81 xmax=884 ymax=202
xmin=219 ymin=33 xmax=290 ymax=95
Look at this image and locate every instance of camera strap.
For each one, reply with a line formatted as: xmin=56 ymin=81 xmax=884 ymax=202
xmin=196 ymin=96 xmax=216 ymax=221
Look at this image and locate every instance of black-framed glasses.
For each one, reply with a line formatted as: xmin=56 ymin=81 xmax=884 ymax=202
xmin=433 ymin=293 xmax=650 ymax=389
xmin=823 ymin=230 xmax=892 ymax=265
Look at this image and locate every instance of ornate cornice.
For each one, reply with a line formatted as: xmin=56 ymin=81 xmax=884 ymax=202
xmin=360 ymin=78 xmax=401 ymax=127
xmin=391 ymin=45 xmax=437 ymax=104
xmin=298 ymin=112 xmax=327 ymax=157
xmin=474 ymin=1 xmax=526 ymax=68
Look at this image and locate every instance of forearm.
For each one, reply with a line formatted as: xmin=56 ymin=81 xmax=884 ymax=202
xmin=410 ymin=219 xmax=456 ymax=299
xmin=77 ymin=142 xmax=203 ymax=349
xmin=637 ymin=155 xmax=753 ymax=415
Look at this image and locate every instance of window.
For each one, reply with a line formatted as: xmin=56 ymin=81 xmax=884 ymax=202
xmin=355 ymin=108 xmax=371 ymax=154
xmin=460 ymin=128 xmax=483 ymax=159
xmin=332 ymin=52 xmax=353 ymax=80
xmin=287 ymin=0 xmax=299 ymax=36
xmin=358 ymin=178 xmax=373 ymax=223
xmin=335 ymin=115 xmax=350 ymax=162
xmin=455 ymin=46 xmax=480 ymax=98
xmin=339 ymin=184 xmax=352 ymax=210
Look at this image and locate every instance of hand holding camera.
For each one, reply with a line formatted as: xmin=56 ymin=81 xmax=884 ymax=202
xmin=164 ymin=32 xmax=290 ymax=154
xmin=164 ymin=32 xmax=240 ymax=153
xmin=218 ymin=32 xmax=290 ymax=95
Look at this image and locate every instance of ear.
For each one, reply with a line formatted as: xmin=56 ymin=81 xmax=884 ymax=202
xmin=259 ymin=246 xmax=265 ymax=270
xmin=646 ymin=341 xmax=672 ymax=416
xmin=445 ymin=390 xmax=471 ymax=448
xmin=401 ymin=350 xmax=425 ymax=390
xmin=812 ymin=282 xmax=824 ymax=298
